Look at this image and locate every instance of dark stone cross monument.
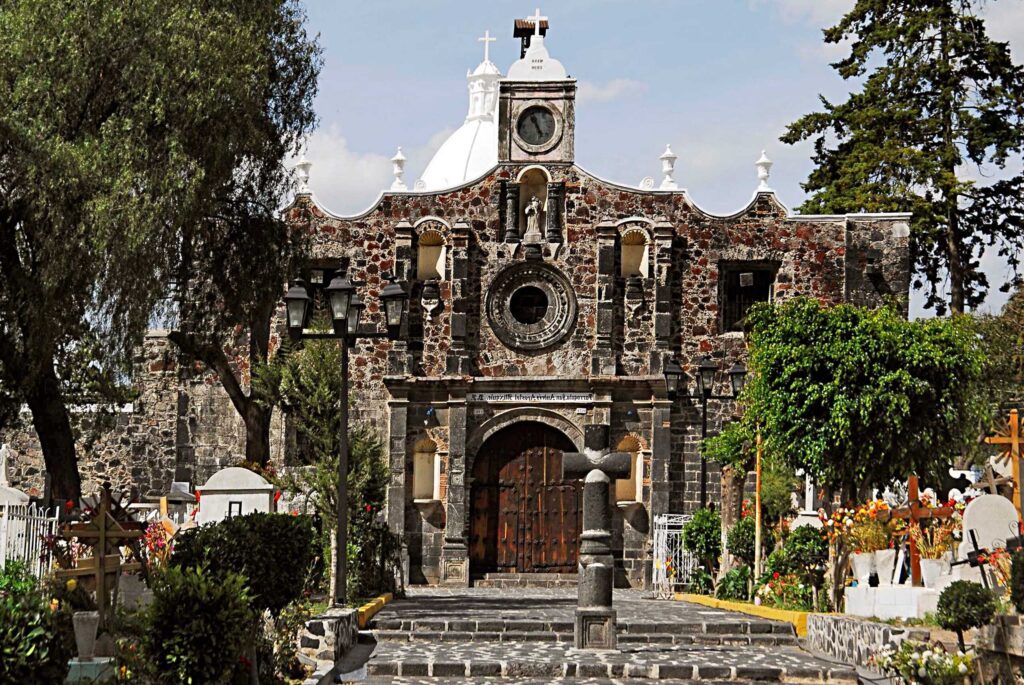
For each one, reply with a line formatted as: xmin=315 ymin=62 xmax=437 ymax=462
xmin=562 ymin=425 xmax=630 ymax=650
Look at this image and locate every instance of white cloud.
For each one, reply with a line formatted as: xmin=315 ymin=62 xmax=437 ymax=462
xmin=980 ymin=0 xmax=1024 ymax=61
xmin=752 ymin=0 xmax=853 ymax=26
xmin=296 ymin=125 xmax=451 ymax=216
xmin=798 ymin=36 xmax=852 ymax=64
xmin=577 ymin=78 xmax=647 ymax=104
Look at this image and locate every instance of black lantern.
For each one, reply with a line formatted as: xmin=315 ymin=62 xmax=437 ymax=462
xmin=728 ymin=362 xmax=748 ymax=397
xmin=347 ymin=294 xmax=364 ymax=337
xmin=664 ymin=357 xmax=684 ymax=397
xmin=380 ymin=276 xmax=408 ymax=328
xmin=696 ymin=356 xmax=717 ymax=397
xmin=326 ymin=272 xmax=355 ymax=323
xmin=284 ymin=280 xmax=311 ymax=331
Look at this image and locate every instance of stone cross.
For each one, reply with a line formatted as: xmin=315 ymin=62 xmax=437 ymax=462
xmin=478 ymin=30 xmax=495 ymax=63
xmin=562 ymin=425 xmax=630 ymax=650
xmin=880 ymin=476 xmax=953 ymax=586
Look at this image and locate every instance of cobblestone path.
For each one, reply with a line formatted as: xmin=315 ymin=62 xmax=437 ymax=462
xmin=339 ymin=587 xmax=857 ymax=683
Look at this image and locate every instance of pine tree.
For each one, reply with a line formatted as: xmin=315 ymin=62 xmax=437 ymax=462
xmin=782 ymin=0 xmax=1024 ymax=314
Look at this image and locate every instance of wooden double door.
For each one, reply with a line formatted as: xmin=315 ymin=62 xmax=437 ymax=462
xmin=469 ymin=424 xmax=581 ymax=574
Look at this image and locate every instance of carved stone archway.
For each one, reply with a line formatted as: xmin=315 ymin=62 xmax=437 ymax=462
xmin=466 ymin=406 xmax=585 ymax=476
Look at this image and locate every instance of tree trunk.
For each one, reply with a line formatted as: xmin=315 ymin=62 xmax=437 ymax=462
xmin=243 ymin=400 xmax=271 ymax=465
xmin=946 ymin=204 xmax=965 ymax=314
xmin=719 ymin=465 xmax=747 ymax=575
xmin=24 ymin=366 xmax=81 ymax=503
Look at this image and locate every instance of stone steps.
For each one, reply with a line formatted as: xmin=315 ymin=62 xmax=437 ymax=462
xmin=371 ymin=629 xmax=798 ymax=646
xmin=363 ymin=640 xmax=858 ymax=682
xmin=372 ymin=617 xmax=795 ymax=639
xmin=472 ymin=572 xmax=579 ymax=588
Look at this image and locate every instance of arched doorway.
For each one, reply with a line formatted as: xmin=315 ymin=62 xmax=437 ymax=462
xmin=469 ymin=422 xmax=580 ymax=574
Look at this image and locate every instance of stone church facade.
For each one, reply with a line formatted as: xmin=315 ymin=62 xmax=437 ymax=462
xmin=1 ymin=15 xmax=911 ymax=589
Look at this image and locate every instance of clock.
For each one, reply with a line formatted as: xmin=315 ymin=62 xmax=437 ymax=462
xmin=516 ymin=106 xmax=557 ymax=146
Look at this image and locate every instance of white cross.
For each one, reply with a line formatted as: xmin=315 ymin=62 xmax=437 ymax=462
xmin=528 ymin=8 xmax=547 ymax=37
xmin=478 ymin=29 xmax=495 ymax=62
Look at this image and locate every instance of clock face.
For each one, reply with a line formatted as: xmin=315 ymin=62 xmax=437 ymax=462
xmin=517 ymin=106 xmax=557 ymax=146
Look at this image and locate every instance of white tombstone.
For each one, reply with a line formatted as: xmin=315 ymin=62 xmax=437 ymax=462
xmin=196 ymin=467 xmax=276 ymax=525
xmin=0 ymin=444 xmax=29 ymax=506
xmin=953 ymin=494 xmax=1020 ymax=583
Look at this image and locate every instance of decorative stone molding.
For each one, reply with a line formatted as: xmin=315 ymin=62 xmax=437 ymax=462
xmin=466 ymin=406 xmax=585 ymax=470
xmin=485 ymin=262 xmax=576 ymax=351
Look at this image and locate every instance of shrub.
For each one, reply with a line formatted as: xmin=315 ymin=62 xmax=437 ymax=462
xmin=783 ymin=525 xmax=828 ymax=587
xmin=1012 ymin=551 xmax=1024 ymax=613
xmin=0 ymin=575 xmax=73 ymax=684
xmin=937 ymin=580 xmax=997 ymax=651
xmin=0 ymin=561 xmax=36 ymax=597
xmin=716 ymin=566 xmax=751 ymax=601
xmin=727 ymin=517 xmax=756 ymax=567
xmin=683 ymin=508 xmax=722 ymax=575
xmin=761 ymin=548 xmax=793 ymax=579
xmin=688 ymin=568 xmax=714 ymax=595
xmin=755 ymin=571 xmax=813 ymax=611
xmin=145 ymin=565 xmax=254 ymax=685
xmin=172 ymin=512 xmax=315 ymax=615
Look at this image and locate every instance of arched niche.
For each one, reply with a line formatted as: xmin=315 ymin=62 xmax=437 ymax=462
xmin=516 ymin=166 xmax=550 ymax=238
xmin=412 ymin=437 xmax=440 ymax=502
xmin=620 ymin=227 xmax=651 ymax=279
xmin=416 ymin=228 xmax=446 ymax=281
xmin=614 ymin=434 xmax=646 ymax=504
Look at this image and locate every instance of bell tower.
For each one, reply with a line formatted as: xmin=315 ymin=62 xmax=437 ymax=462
xmin=498 ymin=10 xmax=575 ymax=165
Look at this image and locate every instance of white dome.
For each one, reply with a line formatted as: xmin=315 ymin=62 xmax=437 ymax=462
xmin=420 ymin=118 xmax=498 ymax=190
xmin=419 ymin=40 xmax=502 ymax=191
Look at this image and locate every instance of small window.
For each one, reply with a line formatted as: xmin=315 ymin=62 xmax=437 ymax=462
xmin=417 ymin=230 xmax=446 ymax=281
xmin=720 ymin=263 xmax=776 ymax=332
xmin=615 ymin=436 xmax=643 ymax=504
xmin=621 ymin=229 xmax=649 ymax=278
xmin=228 ymin=501 xmax=242 ymax=518
xmin=412 ymin=439 xmax=440 ymax=501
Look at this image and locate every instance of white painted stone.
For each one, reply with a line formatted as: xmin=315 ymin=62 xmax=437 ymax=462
xmin=196 ymin=467 xmax=275 ymax=525
xmin=953 ymin=493 xmax=1019 ymax=583
xmin=507 ymin=9 xmax=568 ymax=81
xmin=659 ymin=145 xmax=678 ymax=190
xmin=845 ymin=585 xmax=940 ymax=620
xmin=390 ymin=147 xmax=408 ymax=191
xmin=755 ymin=150 xmax=773 ymax=192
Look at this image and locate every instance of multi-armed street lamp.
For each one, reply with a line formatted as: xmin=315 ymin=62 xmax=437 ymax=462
xmin=284 ymin=272 xmax=408 ymax=607
xmin=663 ymin=356 xmax=748 ymax=509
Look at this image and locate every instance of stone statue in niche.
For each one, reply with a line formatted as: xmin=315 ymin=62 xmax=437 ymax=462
xmin=523 ymin=195 xmax=543 ymax=244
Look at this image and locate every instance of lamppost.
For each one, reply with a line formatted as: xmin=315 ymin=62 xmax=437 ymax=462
xmin=663 ymin=356 xmax=747 ymax=509
xmin=284 ymin=272 xmax=409 ymax=607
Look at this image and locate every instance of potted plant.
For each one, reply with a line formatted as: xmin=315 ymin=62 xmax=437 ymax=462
xmin=58 ymin=578 xmax=100 ymax=660
xmin=910 ymin=521 xmax=955 ymax=588
xmin=872 ymin=640 xmax=973 ymax=685
xmin=849 ymin=501 xmax=892 ymax=584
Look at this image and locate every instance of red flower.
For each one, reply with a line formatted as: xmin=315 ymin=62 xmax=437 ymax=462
xmin=195 ymin=490 xmax=201 ymax=501
xmin=273 ymin=490 xmax=282 ymax=503
xmin=64 ymin=499 xmax=74 ymax=512
xmin=772 ymin=571 xmax=780 ymax=580
xmin=365 ymin=504 xmax=372 ymax=512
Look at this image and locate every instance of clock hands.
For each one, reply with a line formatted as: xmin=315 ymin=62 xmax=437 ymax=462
xmin=531 ymin=114 xmax=543 ymax=138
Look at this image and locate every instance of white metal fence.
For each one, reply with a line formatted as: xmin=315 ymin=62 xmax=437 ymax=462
xmin=652 ymin=513 xmax=699 ymax=598
xmin=1 ymin=503 xmax=59 ymax=578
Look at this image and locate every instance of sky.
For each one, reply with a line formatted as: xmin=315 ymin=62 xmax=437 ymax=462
xmin=298 ymin=0 xmax=1024 ymax=317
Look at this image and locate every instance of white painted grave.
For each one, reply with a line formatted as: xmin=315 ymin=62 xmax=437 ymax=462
xmin=954 ymin=494 xmax=1019 ymax=584
xmin=0 ymin=444 xmax=29 ymax=506
xmin=196 ymin=467 xmax=275 ymax=525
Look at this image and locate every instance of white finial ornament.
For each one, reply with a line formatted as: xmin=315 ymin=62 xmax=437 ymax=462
xmin=756 ymin=150 xmax=774 ymax=192
xmin=659 ymin=145 xmax=679 ymax=190
xmin=295 ymin=157 xmax=312 ymax=194
xmin=478 ymin=29 xmax=495 ymax=63
xmin=391 ymin=147 xmax=408 ymax=191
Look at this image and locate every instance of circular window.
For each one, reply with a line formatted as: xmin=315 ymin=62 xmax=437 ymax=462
xmin=486 ymin=263 xmax=576 ymax=351
xmin=509 ymin=286 xmax=548 ymax=324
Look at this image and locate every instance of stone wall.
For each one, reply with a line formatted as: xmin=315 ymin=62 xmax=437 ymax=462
xmin=806 ymin=613 xmax=929 ymax=669
xmin=298 ymin=607 xmax=359 ymax=676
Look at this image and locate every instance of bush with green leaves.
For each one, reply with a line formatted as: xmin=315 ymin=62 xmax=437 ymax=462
xmin=688 ymin=568 xmax=714 ymax=596
xmin=937 ymin=580 xmax=997 ymax=651
xmin=172 ymin=512 xmax=315 ymax=615
xmin=716 ymin=565 xmax=751 ymax=601
xmin=1012 ymin=552 xmax=1024 ymax=613
xmin=782 ymin=525 xmax=828 ymax=587
xmin=0 ymin=566 xmax=73 ymax=684
xmin=727 ymin=516 xmax=756 ymax=567
xmin=145 ymin=565 xmax=254 ymax=684
xmin=683 ymin=508 xmax=722 ymax=576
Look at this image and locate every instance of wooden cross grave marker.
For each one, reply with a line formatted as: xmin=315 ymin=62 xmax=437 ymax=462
xmin=56 ymin=486 xmax=144 ymax=629
xmin=986 ymin=409 xmax=1022 ymax=517
xmin=880 ymin=475 xmax=954 ymax=587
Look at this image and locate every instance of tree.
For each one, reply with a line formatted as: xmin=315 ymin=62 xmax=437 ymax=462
xmin=0 ymin=0 xmax=320 ymax=499
xmin=782 ymin=0 xmax=1024 ymax=314
xmin=167 ymin=1 xmax=320 ymax=466
xmin=744 ymin=298 xmax=988 ymax=505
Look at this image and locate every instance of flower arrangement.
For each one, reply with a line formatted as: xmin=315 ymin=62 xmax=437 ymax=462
xmin=754 ymin=571 xmax=812 ymax=611
xmin=141 ymin=521 xmax=175 ymax=569
xmin=871 ymin=640 xmax=972 ymax=685
xmin=818 ymin=500 xmax=902 ymax=553
xmin=908 ymin=519 xmax=957 ymax=560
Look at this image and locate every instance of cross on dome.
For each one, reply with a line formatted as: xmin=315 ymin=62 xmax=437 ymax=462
xmin=528 ymin=8 xmax=548 ymax=37
xmin=478 ymin=30 xmax=495 ymax=63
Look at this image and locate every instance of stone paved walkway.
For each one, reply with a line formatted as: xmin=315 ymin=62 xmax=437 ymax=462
xmin=340 ymin=587 xmax=857 ymax=683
